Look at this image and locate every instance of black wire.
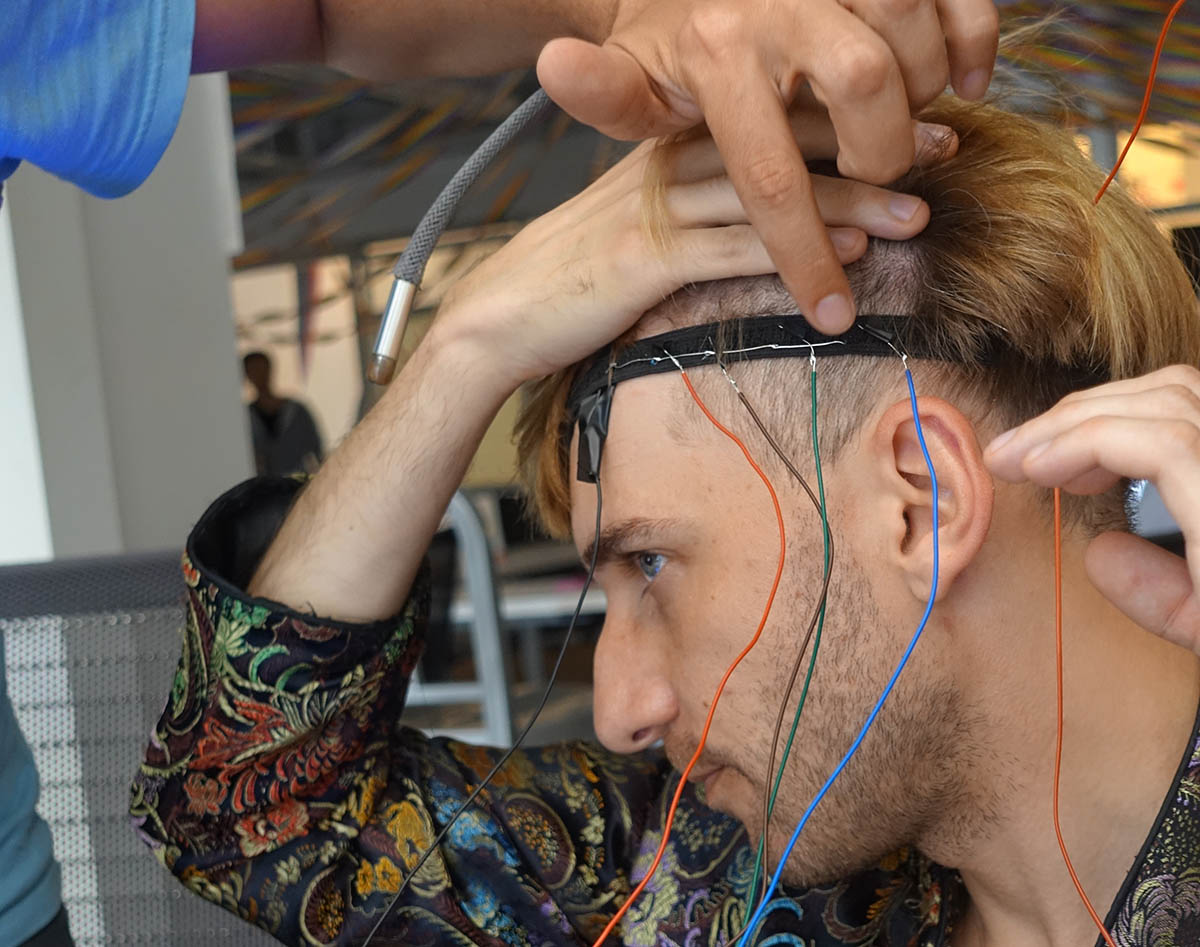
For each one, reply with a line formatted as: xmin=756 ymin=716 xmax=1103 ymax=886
xmin=361 ymin=474 xmax=606 ymax=945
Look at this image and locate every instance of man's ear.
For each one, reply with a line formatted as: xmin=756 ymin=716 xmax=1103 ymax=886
xmin=866 ymin=396 xmax=994 ymax=603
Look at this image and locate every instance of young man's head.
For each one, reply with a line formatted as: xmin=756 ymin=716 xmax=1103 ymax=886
xmin=516 ymin=97 xmax=1200 ymax=885
xmin=243 ymin=351 xmax=273 ymax=398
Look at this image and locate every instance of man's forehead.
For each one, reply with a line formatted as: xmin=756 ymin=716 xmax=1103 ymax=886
xmin=569 ymin=372 xmax=707 ymax=468
xmin=567 ymin=374 xmax=737 ymax=541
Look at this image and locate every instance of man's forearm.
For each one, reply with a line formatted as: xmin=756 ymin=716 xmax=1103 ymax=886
xmin=249 ymin=324 xmax=515 ymax=622
xmin=192 ymin=0 xmax=616 ymax=77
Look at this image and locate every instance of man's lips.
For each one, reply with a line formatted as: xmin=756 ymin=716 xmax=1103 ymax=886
xmin=688 ymin=765 xmax=725 ymax=798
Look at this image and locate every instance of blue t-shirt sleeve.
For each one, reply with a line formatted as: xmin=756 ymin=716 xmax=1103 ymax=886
xmin=0 ymin=0 xmax=195 ymax=198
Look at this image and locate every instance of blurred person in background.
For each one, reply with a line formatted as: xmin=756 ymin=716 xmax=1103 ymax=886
xmin=244 ymin=351 xmax=324 ymax=476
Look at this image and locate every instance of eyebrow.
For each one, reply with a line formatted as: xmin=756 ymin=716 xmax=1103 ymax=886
xmin=578 ymin=517 xmax=690 ymax=569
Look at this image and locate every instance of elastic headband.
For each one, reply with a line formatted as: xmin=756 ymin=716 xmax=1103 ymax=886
xmin=565 ymin=313 xmax=996 ymax=428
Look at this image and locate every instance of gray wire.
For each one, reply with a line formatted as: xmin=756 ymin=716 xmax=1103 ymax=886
xmin=392 ymin=89 xmax=553 ymax=284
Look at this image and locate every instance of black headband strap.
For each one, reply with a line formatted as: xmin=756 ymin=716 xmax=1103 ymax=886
xmin=564 ymin=314 xmax=987 ymax=428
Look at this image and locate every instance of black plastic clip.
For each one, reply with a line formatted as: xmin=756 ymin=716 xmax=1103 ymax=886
xmin=858 ymin=321 xmax=896 ymax=345
xmin=575 ymin=384 xmax=613 ymax=483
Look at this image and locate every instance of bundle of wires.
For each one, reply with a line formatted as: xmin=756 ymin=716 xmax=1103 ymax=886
xmin=588 ymin=358 xmax=791 ymax=947
xmin=721 ymin=356 xmax=833 ymax=930
xmin=736 ymin=361 xmax=941 ymax=945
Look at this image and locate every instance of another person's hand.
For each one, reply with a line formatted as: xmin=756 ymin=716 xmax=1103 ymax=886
xmin=435 ymin=114 xmax=951 ymax=389
xmin=536 ymin=0 xmax=998 ymax=334
xmin=985 ymin=366 xmax=1200 ymax=655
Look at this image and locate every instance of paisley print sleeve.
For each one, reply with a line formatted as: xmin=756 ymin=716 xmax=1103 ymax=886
xmin=129 ymin=477 xmax=674 ymax=945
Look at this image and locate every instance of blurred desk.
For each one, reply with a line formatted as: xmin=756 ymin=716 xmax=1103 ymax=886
xmin=451 ymin=575 xmax=606 ymax=683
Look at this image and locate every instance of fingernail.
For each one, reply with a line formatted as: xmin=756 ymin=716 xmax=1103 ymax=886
xmin=915 ymin=122 xmax=956 ymax=158
xmin=959 ymin=68 xmax=990 ymax=101
xmin=815 ymin=293 xmax=854 ymax=332
xmin=986 ymin=427 xmax=1018 ymax=454
xmin=889 ymin=194 xmax=924 ymax=222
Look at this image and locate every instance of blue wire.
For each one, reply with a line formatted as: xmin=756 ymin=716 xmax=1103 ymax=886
xmin=736 ymin=368 xmax=940 ymax=946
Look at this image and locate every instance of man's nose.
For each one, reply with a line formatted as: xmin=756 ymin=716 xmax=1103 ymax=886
xmin=591 ymin=612 xmax=678 ymax=755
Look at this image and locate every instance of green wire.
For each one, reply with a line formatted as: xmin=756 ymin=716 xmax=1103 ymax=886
xmin=742 ymin=365 xmax=831 ymax=927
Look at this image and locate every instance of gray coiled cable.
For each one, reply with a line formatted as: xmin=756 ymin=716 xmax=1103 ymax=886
xmin=367 ymin=88 xmax=553 ymax=383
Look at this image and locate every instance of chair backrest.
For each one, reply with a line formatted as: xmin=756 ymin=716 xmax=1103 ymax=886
xmin=0 ymin=491 xmax=513 ymax=945
xmin=0 ymin=550 xmax=278 ymax=946
xmin=405 ymin=491 xmax=513 ymax=746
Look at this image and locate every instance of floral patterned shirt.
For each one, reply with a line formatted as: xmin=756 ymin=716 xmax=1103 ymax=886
xmin=131 ymin=478 xmax=1200 ymax=946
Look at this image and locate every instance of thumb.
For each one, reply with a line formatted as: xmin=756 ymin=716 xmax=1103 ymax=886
xmin=537 ymin=38 xmax=684 ymax=140
xmin=1085 ymin=531 xmax=1200 ymax=655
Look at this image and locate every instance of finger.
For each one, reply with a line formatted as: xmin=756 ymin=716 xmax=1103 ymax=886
xmin=537 ymin=38 xmax=694 ymax=141
xmin=1055 ymin=365 xmax=1200 ymax=406
xmin=668 ymin=118 xmax=958 ymax=186
xmin=1015 ymin=416 xmax=1200 ymax=491
xmin=828 ymin=227 xmax=869 ymax=263
xmin=1008 ymin=418 xmax=1200 ymax=556
xmin=1055 ymin=467 xmax=1125 ymax=497
xmin=935 ymin=0 xmax=1000 ymax=100
xmin=841 ymin=0 xmax=950 ymax=107
xmin=668 ymin=111 xmax=840 ymax=184
xmin=687 ymin=59 xmax=855 ymax=332
xmin=985 ymin=378 xmax=1200 ymax=479
xmin=1085 ymin=532 xmax=1200 ymax=655
xmin=666 ymin=174 xmax=930 ymax=240
xmin=800 ymin=6 xmax=915 ymax=184
xmin=669 ymin=224 xmax=776 ymax=285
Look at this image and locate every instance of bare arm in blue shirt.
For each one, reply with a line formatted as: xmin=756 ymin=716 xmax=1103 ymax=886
xmin=191 ymin=0 xmax=616 ymax=77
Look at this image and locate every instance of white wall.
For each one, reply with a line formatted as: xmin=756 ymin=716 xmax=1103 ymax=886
xmin=5 ymin=75 xmax=251 ymax=559
xmin=78 ymin=76 xmax=251 ymax=551
xmin=0 ymin=199 xmax=53 ymax=564
xmin=7 ymin=158 xmax=124 ymax=557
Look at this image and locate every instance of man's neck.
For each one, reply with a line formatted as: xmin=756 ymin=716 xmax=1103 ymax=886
xmin=929 ymin=549 xmax=1200 ymax=947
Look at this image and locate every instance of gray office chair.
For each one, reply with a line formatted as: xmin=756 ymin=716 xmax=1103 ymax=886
xmin=1 ymin=549 xmax=276 ymax=946
xmin=0 ymin=492 xmax=511 ymax=946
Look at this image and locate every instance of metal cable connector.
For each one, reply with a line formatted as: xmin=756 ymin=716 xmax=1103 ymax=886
xmin=367 ymin=278 xmax=418 ymax=384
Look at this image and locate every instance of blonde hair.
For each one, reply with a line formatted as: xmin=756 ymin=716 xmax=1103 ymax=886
xmin=516 ymin=96 xmax=1200 ymax=538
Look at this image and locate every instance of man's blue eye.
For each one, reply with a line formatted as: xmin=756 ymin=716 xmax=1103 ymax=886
xmin=636 ymin=552 xmax=667 ymax=582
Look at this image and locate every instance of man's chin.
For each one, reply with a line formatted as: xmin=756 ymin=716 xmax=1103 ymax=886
xmin=696 ymin=766 xmax=755 ymax=822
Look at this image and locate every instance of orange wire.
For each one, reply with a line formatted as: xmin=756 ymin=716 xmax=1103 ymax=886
xmin=1051 ymin=489 xmax=1118 ymax=947
xmin=1093 ymin=0 xmax=1186 ymax=205
xmin=1051 ymin=7 xmax=1182 ymax=943
xmin=590 ymin=369 xmax=787 ymax=947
